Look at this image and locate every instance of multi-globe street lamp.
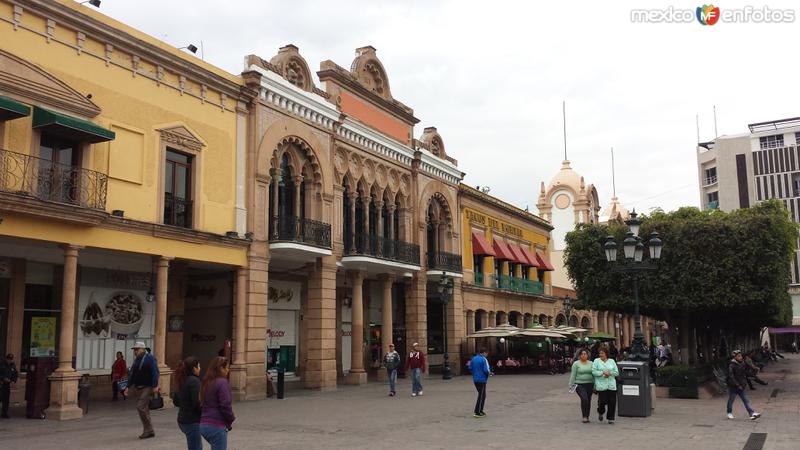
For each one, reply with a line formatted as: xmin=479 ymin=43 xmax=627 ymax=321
xmin=603 ymin=210 xmax=663 ymax=362
xmin=438 ymin=273 xmax=454 ymax=380
xmin=563 ymin=297 xmax=573 ymax=326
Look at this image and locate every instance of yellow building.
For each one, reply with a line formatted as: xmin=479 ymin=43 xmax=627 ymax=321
xmin=0 ymin=0 xmax=250 ymax=419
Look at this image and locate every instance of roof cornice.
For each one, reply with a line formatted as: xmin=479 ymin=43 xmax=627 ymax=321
xmin=460 ymin=184 xmax=553 ymax=231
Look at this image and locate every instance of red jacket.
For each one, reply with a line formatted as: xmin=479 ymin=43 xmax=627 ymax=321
xmin=405 ymin=351 xmax=426 ymax=371
xmin=112 ymin=358 xmax=128 ymax=381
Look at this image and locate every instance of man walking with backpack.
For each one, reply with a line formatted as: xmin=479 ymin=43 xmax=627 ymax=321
xmin=727 ymin=350 xmax=761 ymax=420
xmin=470 ymin=348 xmax=491 ymax=418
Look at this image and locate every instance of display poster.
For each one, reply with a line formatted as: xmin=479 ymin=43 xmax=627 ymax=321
xmin=30 ymin=317 xmax=56 ymax=357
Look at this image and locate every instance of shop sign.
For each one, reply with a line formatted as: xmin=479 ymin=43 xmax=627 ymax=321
xmin=30 ymin=317 xmax=56 ymax=357
xmin=268 ymin=280 xmax=301 ymax=311
xmin=466 ymin=209 xmax=523 ymax=238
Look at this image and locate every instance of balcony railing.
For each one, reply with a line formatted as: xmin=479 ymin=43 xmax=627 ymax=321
xmin=427 ymin=251 xmax=462 ymax=272
xmin=703 ymin=175 xmax=718 ymax=186
xmin=163 ymin=193 xmax=193 ymax=228
xmin=346 ymin=233 xmax=420 ymax=266
xmin=496 ymin=274 xmax=544 ymax=295
xmin=271 ymin=215 xmax=332 ymax=249
xmin=0 ymin=148 xmax=107 ymax=209
xmin=707 ymin=200 xmax=719 ymax=210
xmin=474 ymin=272 xmax=484 ymax=286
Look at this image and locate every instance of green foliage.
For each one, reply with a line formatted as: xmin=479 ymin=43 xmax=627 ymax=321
xmin=564 ymin=200 xmax=798 ymax=329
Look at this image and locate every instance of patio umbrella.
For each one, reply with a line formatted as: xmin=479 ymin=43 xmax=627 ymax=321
xmin=516 ymin=328 xmax=569 ymax=339
xmin=587 ymin=332 xmax=617 ymax=342
xmin=555 ymin=325 xmax=588 ymax=334
xmin=546 ymin=327 xmax=577 ymax=337
xmin=467 ymin=323 xmax=520 ymax=338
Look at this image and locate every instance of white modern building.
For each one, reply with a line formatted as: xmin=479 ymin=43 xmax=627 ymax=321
xmin=696 ymin=117 xmax=800 ymax=325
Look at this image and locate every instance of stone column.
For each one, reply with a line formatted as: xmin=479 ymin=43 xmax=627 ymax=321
xmin=230 ymin=267 xmax=248 ymax=400
xmin=47 ymin=244 xmax=83 ymax=420
xmin=387 ymin=205 xmax=396 ymax=240
xmin=375 ymin=200 xmax=384 ymax=256
xmin=596 ymin=311 xmax=604 ymax=333
xmin=466 ymin=310 xmax=476 ymax=354
xmin=345 ymin=270 xmax=367 ymax=385
xmin=306 ymin=256 xmax=339 ymax=389
xmin=348 ymin=192 xmax=357 ymax=251
xmin=362 ymin=196 xmax=371 ymax=236
xmin=293 ymin=175 xmax=303 ymax=237
xmin=244 ymin=253 xmax=269 ymax=400
xmin=404 ymin=275 xmax=427 ymax=367
xmin=378 ymin=274 xmax=394 ymax=381
xmin=154 ymin=256 xmax=173 ymax=407
xmin=446 ymin=278 xmax=466 ymax=375
xmin=271 ymin=169 xmax=281 ymax=239
xmin=488 ymin=311 xmax=496 ymax=328
xmin=607 ymin=314 xmax=615 ymax=340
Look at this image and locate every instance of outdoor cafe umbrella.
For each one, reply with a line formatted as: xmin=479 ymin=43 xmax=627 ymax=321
xmin=587 ymin=332 xmax=617 ymax=342
xmin=547 ymin=327 xmax=577 ymax=338
xmin=516 ymin=328 xmax=570 ymax=339
xmin=466 ymin=323 xmax=520 ymax=338
xmin=554 ymin=325 xmax=588 ymax=334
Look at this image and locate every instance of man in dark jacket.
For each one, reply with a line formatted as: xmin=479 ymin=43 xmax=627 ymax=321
xmin=726 ymin=350 xmax=761 ymax=420
xmin=0 ymin=353 xmax=18 ymax=418
xmin=123 ymin=342 xmax=160 ymax=439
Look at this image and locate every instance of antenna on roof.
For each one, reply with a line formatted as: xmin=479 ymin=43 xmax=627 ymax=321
xmin=611 ymin=147 xmax=616 ymax=198
xmin=696 ymin=114 xmax=701 ymax=144
xmin=562 ymin=100 xmax=568 ymax=161
xmin=713 ymin=105 xmax=718 ymax=138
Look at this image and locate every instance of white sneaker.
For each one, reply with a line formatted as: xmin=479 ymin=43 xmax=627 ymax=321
xmin=727 ymin=413 xmax=735 ymax=419
xmin=750 ymin=412 xmax=761 ymax=420
xmin=411 ymin=393 xmax=417 ymax=397
xmin=418 ymin=391 xmax=423 ymax=396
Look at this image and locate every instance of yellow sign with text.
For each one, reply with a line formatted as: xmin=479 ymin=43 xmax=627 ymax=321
xmin=465 ymin=209 xmax=523 ymax=238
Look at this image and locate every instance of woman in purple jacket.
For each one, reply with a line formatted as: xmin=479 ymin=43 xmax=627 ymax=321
xmin=200 ymin=357 xmax=235 ymax=450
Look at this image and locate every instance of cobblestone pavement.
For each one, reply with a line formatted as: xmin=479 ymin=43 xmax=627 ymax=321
xmin=1 ymin=355 xmax=798 ymax=449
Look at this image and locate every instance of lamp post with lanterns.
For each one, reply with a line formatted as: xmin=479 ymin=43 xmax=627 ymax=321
xmin=562 ymin=297 xmax=573 ymax=326
xmin=603 ymin=210 xmax=663 ymax=362
xmin=438 ymin=273 xmax=454 ymax=380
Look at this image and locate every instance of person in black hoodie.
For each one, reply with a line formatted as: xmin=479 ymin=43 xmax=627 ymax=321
xmin=173 ymin=356 xmax=202 ymax=450
xmin=0 ymin=354 xmax=18 ymax=418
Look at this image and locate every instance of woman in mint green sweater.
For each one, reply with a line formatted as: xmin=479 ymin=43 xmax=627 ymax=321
xmin=569 ymin=349 xmax=594 ymax=423
xmin=592 ymin=346 xmax=620 ymax=424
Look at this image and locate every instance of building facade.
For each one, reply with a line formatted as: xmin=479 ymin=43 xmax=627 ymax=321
xmin=696 ymin=117 xmax=800 ymax=325
xmin=0 ymin=0 xmax=251 ymax=419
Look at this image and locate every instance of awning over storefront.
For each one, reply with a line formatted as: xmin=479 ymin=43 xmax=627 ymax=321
xmin=0 ymin=95 xmax=31 ymax=121
xmin=518 ymin=245 xmax=540 ymax=267
xmin=492 ymin=239 xmax=515 ymax=261
xmin=32 ymin=106 xmax=115 ymax=143
xmin=535 ymin=250 xmax=555 ymax=271
xmin=471 ymin=231 xmax=496 ymax=256
xmin=767 ymin=326 xmax=800 ymax=334
xmin=507 ymin=243 xmax=530 ymax=265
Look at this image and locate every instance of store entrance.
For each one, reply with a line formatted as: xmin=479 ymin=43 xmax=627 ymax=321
xmin=182 ymin=273 xmax=233 ymax=373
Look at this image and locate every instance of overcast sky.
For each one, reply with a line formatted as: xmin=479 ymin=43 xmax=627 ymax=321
xmin=92 ymin=0 xmax=800 ymax=215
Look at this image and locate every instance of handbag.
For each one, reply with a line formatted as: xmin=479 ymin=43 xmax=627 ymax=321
xmin=148 ymin=392 xmax=164 ymax=410
xmin=116 ymin=379 xmax=128 ymax=392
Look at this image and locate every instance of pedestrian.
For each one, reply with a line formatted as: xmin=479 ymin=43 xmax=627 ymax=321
xmin=174 ymin=356 xmax=202 ymax=450
xmin=609 ymin=342 xmax=619 ymax=361
xmin=111 ymin=351 xmax=128 ymax=401
xmin=470 ymin=348 xmax=491 ymax=418
xmin=123 ymin=342 xmax=160 ymax=439
xmin=0 ymin=353 xmax=18 ymax=418
xmin=592 ymin=346 xmax=619 ymax=424
xmin=383 ymin=343 xmax=401 ymax=397
xmin=405 ymin=342 xmax=426 ymax=397
xmin=726 ymin=350 xmax=761 ymax=420
xmin=570 ymin=349 xmax=594 ymax=423
xmin=791 ymin=341 xmax=798 ymax=354
xmin=200 ymin=357 xmax=235 ymax=450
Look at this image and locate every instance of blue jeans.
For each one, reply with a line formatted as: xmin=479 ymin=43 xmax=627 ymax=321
xmin=727 ymin=387 xmax=754 ymax=416
xmin=200 ymin=423 xmax=228 ymax=450
xmin=387 ymin=368 xmax=397 ymax=392
xmin=178 ymin=422 xmax=202 ymax=450
xmin=410 ymin=368 xmax=423 ymax=394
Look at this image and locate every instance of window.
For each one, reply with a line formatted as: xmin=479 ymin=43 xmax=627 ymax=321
xmin=759 ymin=134 xmax=784 ymax=150
xmin=795 ymin=132 xmax=800 ymax=146
xmin=792 ymin=174 xmax=800 ymax=197
xmin=704 ymin=167 xmax=717 ymax=185
xmin=163 ymin=149 xmax=193 ymax=227
xmin=707 ymin=191 xmax=719 ymax=209
xmin=38 ymin=133 xmax=81 ymax=205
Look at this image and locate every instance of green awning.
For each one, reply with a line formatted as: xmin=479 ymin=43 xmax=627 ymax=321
xmin=32 ymin=106 xmax=114 ymax=143
xmin=0 ymin=95 xmax=31 ymax=121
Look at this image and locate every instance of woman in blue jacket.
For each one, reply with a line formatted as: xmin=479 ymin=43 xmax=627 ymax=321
xmin=592 ymin=346 xmax=620 ymax=424
xmin=470 ymin=348 xmax=491 ymax=418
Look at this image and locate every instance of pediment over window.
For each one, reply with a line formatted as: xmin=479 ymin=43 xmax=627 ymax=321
xmin=0 ymin=49 xmax=101 ymax=117
xmin=158 ymin=124 xmax=205 ymax=152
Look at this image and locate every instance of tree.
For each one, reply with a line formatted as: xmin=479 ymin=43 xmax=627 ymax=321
xmin=564 ymin=200 xmax=797 ymax=364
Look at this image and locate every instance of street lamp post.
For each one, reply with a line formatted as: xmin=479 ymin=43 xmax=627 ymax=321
xmin=438 ymin=272 xmax=454 ymax=380
xmin=563 ymin=297 xmax=572 ymax=326
xmin=603 ymin=210 xmax=663 ymax=362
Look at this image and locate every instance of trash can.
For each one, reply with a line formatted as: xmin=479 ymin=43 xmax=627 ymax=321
xmin=616 ymin=361 xmax=652 ymax=417
xmin=25 ymin=357 xmax=56 ymax=419
xmin=78 ymin=374 xmax=91 ymax=415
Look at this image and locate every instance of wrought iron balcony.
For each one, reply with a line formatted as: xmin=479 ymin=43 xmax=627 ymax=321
xmin=427 ymin=251 xmax=462 ymax=273
xmin=163 ymin=193 xmax=193 ymax=228
xmin=473 ymin=272 xmax=485 ymax=286
xmin=346 ymin=233 xmax=420 ymax=266
xmin=0 ymin=148 xmax=107 ymax=209
xmin=496 ymin=274 xmax=544 ymax=295
xmin=271 ymin=215 xmax=332 ymax=249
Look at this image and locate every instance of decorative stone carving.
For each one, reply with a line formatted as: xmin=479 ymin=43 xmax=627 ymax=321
xmin=375 ymin=164 xmax=387 ymax=188
xmin=348 ymin=153 xmax=362 ymax=179
xmin=388 ymin=169 xmax=399 ymax=192
xmin=268 ymin=45 xmax=314 ymax=92
xmin=362 ymin=159 xmax=375 ymax=184
xmin=334 ymin=148 xmax=348 ymax=177
xmin=158 ymin=125 xmax=205 ymax=152
xmin=350 ymin=46 xmax=392 ymax=101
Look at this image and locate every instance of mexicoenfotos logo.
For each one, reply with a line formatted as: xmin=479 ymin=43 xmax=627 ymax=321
xmin=631 ymin=4 xmax=795 ymax=24
xmin=696 ymin=4 xmax=721 ymax=25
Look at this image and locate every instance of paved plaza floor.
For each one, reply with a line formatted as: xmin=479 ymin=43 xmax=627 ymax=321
xmin=1 ymin=355 xmax=799 ymax=449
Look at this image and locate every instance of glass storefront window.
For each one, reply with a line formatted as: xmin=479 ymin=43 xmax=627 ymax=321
xmin=21 ymin=281 xmax=62 ymax=369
